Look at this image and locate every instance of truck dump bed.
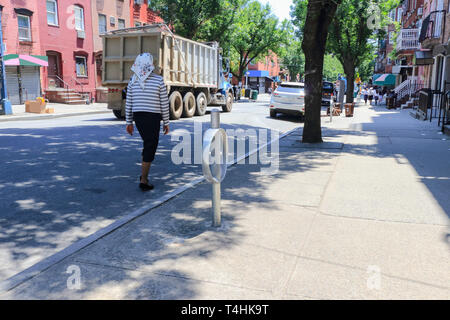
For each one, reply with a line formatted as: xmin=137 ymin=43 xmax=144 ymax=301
xmin=101 ymin=25 xmax=220 ymax=89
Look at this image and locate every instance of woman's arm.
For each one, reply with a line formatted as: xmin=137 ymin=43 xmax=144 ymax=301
xmin=125 ymin=81 xmax=134 ymax=125
xmin=159 ymin=78 xmax=170 ymax=130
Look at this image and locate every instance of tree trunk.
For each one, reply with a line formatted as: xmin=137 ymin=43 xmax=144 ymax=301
xmin=344 ymin=61 xmax=355 ymax=104
xmin=301 ymin=0 xmax=340 ymax=143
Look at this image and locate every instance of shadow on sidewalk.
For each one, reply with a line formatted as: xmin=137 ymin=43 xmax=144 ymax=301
xmin=2 ymin=104 xmax=449 ymax=298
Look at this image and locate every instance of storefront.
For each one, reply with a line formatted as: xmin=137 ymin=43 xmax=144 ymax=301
xmin=247 ymin=70 xmax=272 ymax=93
xmin=3 ymin=54 xmax=48 ymax=105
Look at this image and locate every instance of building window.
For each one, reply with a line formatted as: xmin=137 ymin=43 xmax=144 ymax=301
xmin=18 ymin=15 xmax=31 ymax=41
xmin=118 ymin=19 xmax=125 ymax=29
xmin=98 ymin=14 xmax=107 ymax=34
xmin=73 ymin=5 xmax=84 ymax=31
xmin=75 ymin=56 xmax=87 ymax=77
xmin=46 ymin=0 xmax=58 ymax=26
xmin=135 ymin=21 xmax=142 ymax=27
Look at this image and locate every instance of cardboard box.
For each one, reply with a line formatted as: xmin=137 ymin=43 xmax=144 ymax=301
xmin=45 ymin=108 xmax=55 ymax=114
xmin=25 ymin=99 xmax=47 ymax=114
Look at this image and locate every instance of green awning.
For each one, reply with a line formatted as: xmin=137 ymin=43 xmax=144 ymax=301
xmin=2 ymin=54 xmax=48 ymax=67
xmin=373 ymin=73 xmax=396 ymax=86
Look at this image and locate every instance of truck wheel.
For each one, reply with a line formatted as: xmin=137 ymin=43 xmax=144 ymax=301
xmin=270 ymin=109 xmax=277 ymax=118
xmin=169 ymin=91 xmax=183 ymax=120
xmin=182 ymin=92 xmax=196 ymax=118
xmin=113 ymin=109 xmax=125 ymax=120
xmin=195 ymin=92 xmax=207 ymax=116
xmin=222 ymin=91 xmax=233 ymax=112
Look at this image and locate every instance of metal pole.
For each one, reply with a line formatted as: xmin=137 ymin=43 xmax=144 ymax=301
xmin=210 ymin=109 xmax=221 ymax=227
xmin=330 ymin=97 xmax=333 ymax=123
xmin=0 ymin=6 xmax=12 ymax=115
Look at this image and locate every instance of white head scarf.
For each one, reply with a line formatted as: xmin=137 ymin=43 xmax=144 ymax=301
xmin=130 ymin=53 xmax=155 ymax=90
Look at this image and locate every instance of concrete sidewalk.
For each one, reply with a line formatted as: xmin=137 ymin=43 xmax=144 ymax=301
xmin=0 ymin=103 xmax=110 ymax=122
xmin=1 ymin=102 xmax=449 ymax=299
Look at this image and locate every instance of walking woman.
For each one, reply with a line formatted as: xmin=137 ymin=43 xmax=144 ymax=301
xmin=362 ymin=87 xmax=368 ymax=104
xmin=125 ymin=53 xmax=170 ymax=191
xmin=368 ymin=87 xmax=374 ymax=105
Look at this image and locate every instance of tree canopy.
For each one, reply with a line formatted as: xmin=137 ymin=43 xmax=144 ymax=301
xmin=327 ymin=0 xmax=400 ymax=101
xmin=150 ymin=0 xmax=223 ymax=39
xmin=228 ymin=1 xmax=290 ymax=81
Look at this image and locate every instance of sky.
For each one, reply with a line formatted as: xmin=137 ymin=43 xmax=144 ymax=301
xmin=259 ymin=0 xmax=294 ymax=22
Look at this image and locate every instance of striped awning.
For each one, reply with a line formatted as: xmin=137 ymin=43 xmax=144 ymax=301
xmin=373 ymin=74 xmax=396 ymax=86
xmin=2 ymin=54 xmax=48 ymax=67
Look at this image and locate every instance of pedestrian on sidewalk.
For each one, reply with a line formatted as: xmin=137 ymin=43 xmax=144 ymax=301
xmin=368 ymin=87 xmax=374 ymax=105
xmin=362 ymin=87 xmax=368 ymax=104
xmin=125 ymin=53 xmax=170 ymax=191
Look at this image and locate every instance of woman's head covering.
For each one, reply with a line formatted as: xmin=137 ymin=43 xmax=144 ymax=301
xmin=130 ymin=53 xmax=155 ymax=90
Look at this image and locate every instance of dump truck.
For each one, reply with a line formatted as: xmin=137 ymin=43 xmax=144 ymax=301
xmin=101 ymin=24 xmax=233 ymax=120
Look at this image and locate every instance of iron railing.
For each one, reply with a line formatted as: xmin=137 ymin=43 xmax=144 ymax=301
xmin=419 ymin=10 xmax=446 ymax=42
xmin=396 ymin=28 xmax=420 ymax=51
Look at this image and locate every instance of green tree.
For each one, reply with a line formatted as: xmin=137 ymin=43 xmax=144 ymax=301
xmin=297 ymin=0 xmax=341 ymax=143
xmin=281 ymin=40 xmax=304 ymax=80
xmin=195 ymin=0 xmax=248 ymax=56
xmin=229 ymin=1 xmax=290 ymax=83
xmin=323 ymin=54 xmax=344 ymax=81
xmin=327 ymin=0 xmax=400 ymax=103
xmin=150 ymin=0 xmax=222 ymax=39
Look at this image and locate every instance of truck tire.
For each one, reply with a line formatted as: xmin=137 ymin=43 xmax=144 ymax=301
xmin=195 ymin=92 xmax=207 ymax=116
xmin=182 ymin=92 xmax=196 ymax=118
xmin=169 ymin=91 xmax=183 ymax=120
xmin=113 ymin=109 xmax=125 ymax=120
xmin=222 ymin=91 xmax=233 ymax=112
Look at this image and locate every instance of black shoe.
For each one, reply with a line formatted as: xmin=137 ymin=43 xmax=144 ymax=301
xmin=139 ymin=176 xmax=154 ymax=191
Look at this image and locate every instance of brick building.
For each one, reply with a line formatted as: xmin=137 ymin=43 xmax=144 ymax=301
xmin=246 ymin=52 xmax=282 ymax=93
xmin=38 ymin=0 xmax=96 ymax=104
xmin=130 ymin=0 xmax=163 ymax=26
xmin=92 ymin=0 xmax=131 ymax=101
xmin=0 ymin=0 xmax=47 ymax=105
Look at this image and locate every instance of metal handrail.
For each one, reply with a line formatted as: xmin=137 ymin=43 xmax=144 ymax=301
xmin=71 ymin=76 xmax=84 ymax=94
xmin=53 ymin=74 xmax=69 ymax=89
xmin=52 ymin=75 xmax=89 ymax=101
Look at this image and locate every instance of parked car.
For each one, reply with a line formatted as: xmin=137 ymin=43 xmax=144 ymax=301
xmin=322 ymin=81 xmax=335 ymax=106
xmin=269 ymin=82 xmax=305 ymax=118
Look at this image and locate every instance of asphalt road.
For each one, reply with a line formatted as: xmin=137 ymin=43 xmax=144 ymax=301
xmin=0 ymin=96 xmax=302 ymax=282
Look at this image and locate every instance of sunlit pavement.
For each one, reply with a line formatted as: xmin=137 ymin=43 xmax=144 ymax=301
xmin=0 ymin=97 xmax=298 ymax=283
xmin=1 ymin=100 xmax=449 ymax=299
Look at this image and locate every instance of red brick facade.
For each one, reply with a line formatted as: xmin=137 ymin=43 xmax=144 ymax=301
xmin=130 ymin=0 xmax=163 ymax=26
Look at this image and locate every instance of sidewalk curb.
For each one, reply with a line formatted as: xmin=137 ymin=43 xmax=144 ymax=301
xmin=0 ymin=125 xmax=300 ymax=294
xmin=0 ymin=110 xmax=111 ymax=122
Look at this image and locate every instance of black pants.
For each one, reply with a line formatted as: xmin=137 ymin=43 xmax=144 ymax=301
xmin=133 ymin=112 xmax=162 ymax=163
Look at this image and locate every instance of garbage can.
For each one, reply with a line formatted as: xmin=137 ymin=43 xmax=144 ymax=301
xmin=251 ymin=90 xmax=258 ymax=101
xmin=344 ymin=103 xmax=353 ymax=117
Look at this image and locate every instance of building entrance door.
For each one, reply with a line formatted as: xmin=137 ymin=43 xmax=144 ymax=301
xmin=47 ymin=52 xmax=62 ymax=88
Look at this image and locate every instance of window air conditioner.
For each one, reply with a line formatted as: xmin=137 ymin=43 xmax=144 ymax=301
xmin=77 ymin=30 xmax=85 ymax=39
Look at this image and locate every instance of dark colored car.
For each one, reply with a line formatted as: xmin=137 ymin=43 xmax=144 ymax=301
xmin=322 ymin=81 xmax=335 ymax=106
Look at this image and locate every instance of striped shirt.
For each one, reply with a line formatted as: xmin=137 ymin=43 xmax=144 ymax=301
xmin=125 ymin=73 xmax=170 ymax=126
